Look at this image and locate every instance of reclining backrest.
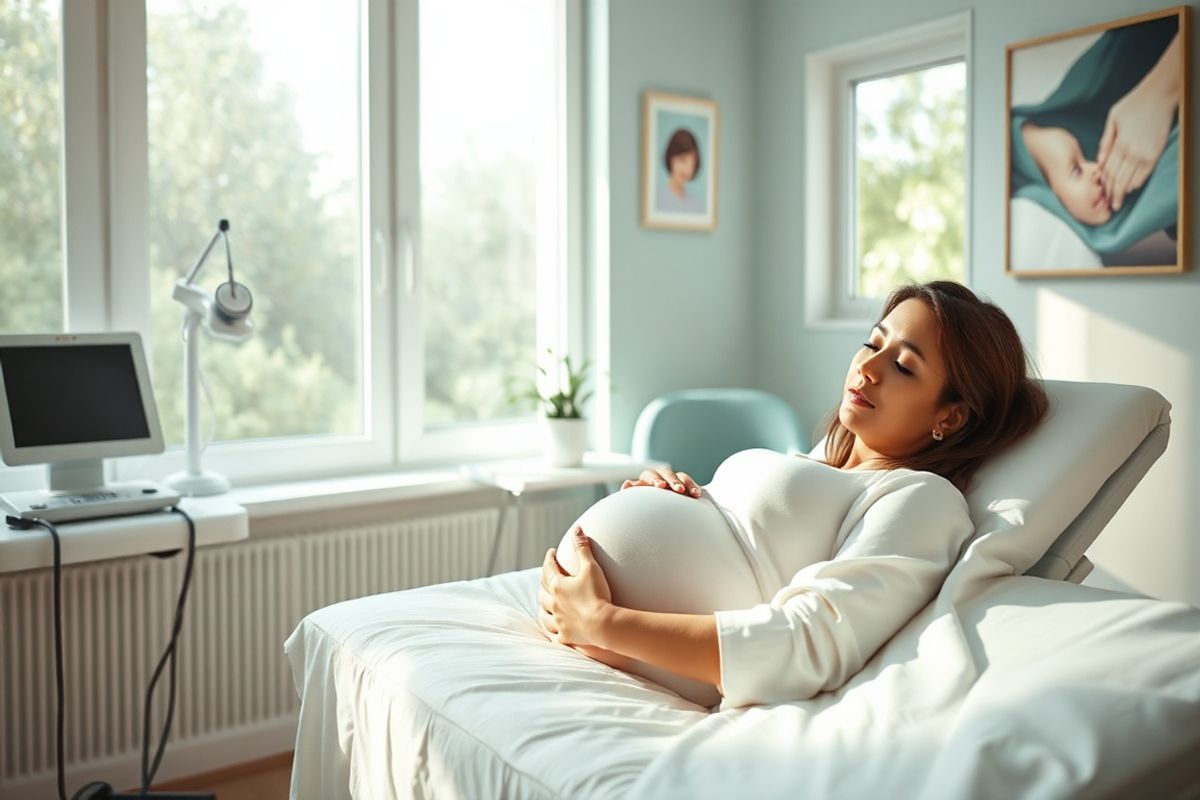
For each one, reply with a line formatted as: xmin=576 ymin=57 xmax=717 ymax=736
xmin=808 ymin=380 xmax=1172 ymax=579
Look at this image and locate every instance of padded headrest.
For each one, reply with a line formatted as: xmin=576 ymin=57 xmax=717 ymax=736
xmin=807 ymin=380 xmax=1171 ymax=577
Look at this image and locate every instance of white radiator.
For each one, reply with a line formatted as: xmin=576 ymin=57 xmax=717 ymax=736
xmin=0 ymin=493 xmax=589 ymax=797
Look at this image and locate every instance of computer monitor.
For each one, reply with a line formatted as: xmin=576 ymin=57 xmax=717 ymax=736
xmin=0 ymin=332 xmax=165 ymax=491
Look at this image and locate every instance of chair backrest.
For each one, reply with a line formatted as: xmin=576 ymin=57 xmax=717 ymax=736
xmin=631 ymin=388 xmax=805 ymax=485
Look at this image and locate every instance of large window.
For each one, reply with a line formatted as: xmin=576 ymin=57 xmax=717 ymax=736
xmin=419 ymin=0 xmax=561 ymax=427
xmin=805 ymin=12 xmax=970 ymax=328
xmin=0 ymin=0 xmax=582 ymax=489
xmin=853 ymin=61 xmax=966 ymax=299
xmin=147 ymin=0 xmax=365 ymax=446
xmin=0 ymin=0 xmax=63 ymax=335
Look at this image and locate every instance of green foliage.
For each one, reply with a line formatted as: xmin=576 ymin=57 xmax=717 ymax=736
xmin=506 ymin=347 xmax=593 ymax=419
xmin=0 ymin=1 xmax=581 ymax=444
xmin=856 ymin=67 xmax=966 ymax=298
xmin=148 ymin=264 xmax=354 ymax=443
xmin=145 ymin=1 xmax=360 ymax=444
xmin=421 ymin=154 xmax=539 ymax=426
xmin=0 ymin=0 xmax=63 ymax=333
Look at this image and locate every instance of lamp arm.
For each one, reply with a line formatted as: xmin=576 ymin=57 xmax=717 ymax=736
xmin=220 ymin=230 xmax=241 ymax=299
xmin=184 ymin=228 xmax=224 ymax=285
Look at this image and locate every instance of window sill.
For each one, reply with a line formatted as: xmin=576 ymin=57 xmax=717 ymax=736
xmin=227 ymin=450 xmax=656 ymax=532
xmin=228 ymin=467 xmax=492 ymax=521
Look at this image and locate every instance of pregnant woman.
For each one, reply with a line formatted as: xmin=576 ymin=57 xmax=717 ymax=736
xmin=538 ymin=281 xmax=1049 ymax=710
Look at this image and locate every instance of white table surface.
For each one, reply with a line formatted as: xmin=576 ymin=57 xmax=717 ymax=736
xmin=458 ymin=451 xmax=669 ymax=495
xmin=0 ymin=494 xmax=248 ymax=574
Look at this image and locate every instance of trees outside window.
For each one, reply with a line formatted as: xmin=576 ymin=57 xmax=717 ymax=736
xmin=0 ymin=0 xmax=580 ymax=486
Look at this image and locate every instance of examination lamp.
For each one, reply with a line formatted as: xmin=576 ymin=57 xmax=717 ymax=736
xmin=163 ymin=219 xmax=254 ymax=497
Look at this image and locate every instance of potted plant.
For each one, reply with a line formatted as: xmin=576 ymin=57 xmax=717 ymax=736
xmin=507 ymin=348 xmax=595 ymax=467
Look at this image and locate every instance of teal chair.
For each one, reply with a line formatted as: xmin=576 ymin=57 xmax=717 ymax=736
xmin=630 ymin=388 xmax=808 ymax=485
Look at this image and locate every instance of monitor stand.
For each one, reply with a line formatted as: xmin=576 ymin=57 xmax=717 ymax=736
xmin=48 ymin=458 xmax=106 ymax=492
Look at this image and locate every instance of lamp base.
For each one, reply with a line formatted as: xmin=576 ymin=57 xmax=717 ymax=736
xmin=163 ymin=469 xmax=230 ymax=497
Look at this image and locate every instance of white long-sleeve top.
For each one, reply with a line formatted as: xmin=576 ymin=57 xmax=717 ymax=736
xmin=704 ymin=448 xmax=975 ymax=710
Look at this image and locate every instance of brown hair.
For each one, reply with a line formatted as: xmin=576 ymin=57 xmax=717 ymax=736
xmin=663 ymin=128 xmax=700 ymax=179
xmin=819 ymin=280 xmax=1049 ymax=494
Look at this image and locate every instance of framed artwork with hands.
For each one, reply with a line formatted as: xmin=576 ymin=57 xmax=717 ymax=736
xmin=1005 ymin=5 xmax=1190 ymax=277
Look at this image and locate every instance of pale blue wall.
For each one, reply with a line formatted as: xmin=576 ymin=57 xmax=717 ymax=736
xmin=596 ymin=0 xmax=758 ymax=455
xmin=752 ymin=0 xmax=1199 ymax=605
xmin=589 ymin=0 xmax=1196 ymax=604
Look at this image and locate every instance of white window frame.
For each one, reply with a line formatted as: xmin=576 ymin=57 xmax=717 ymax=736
xmin=0 ymin=0 xmax=117 ymax=493
xmin=804 ymin=11 xmax=972 ymax=330
xmin=0 ymin=0 xmax=583 ymax=491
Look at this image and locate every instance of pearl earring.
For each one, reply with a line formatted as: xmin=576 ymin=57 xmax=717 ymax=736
xmin=932 ymin=428 xmax=944 ymax=441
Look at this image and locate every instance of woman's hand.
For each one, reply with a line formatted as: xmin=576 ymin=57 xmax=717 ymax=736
xmin=538 ymin=526 xmax=613 ymax=650
xmin=1097 ymin=32 xmax=1181 ymax=212
xmin=620 ymin=467 xmax=702 ymax=497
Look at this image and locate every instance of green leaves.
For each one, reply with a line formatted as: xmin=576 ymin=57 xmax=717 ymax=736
xmin=0 ymin=0 xmax=64 ymax=334
xmin=1 ymin=2 xmax=593 ymax=442
xmin=854 ymin=64 xmax=966 ymax=297
xmin=506 ymin=348 xmax=595 ymax=419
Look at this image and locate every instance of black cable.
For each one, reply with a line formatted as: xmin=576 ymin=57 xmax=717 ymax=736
xmin=139 ymin=506 xmax=197 ymax=797
xmin=7 ymin=506 xmax=198 ymax=800
xmin=5 ymin=516 xmax=68 ymax=800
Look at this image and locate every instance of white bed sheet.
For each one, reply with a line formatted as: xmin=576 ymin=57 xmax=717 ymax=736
xmin=630 ymin=569 xmax=1200 ymax=798
xmin=287 ymin=540 xmax=1200 ymax=800
xmin=285 ymin=565 xmax=708 ymax=800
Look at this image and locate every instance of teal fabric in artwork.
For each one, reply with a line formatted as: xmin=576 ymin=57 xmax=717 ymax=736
xmin=1010 ymin=16 xmax=1179 ymax=254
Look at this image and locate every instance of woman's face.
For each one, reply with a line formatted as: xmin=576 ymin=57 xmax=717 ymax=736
xmin=669 ymin=150 xmax=697 ymax=182
xmin=1022 ymin=123 xmax=1113 ymax=226
xmin=840 ymin=298 xmax=963 ymax=461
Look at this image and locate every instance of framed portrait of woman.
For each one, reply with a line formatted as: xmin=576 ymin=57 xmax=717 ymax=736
xmin=1005 ymin=5 xmax=1191 ymax=277
xmin=641 ymin=91 xmax=719 ymax=232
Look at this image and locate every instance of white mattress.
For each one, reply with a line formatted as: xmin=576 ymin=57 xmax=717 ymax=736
xmin=286 ymin=556 xmax=1200 ymax=799
xmin=285 ymin=565 xmax=705 ymax=800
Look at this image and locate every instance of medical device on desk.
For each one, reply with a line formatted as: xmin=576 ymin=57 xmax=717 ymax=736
xmin=163 ymin=218 xmax=254 ymax=497
xmin=0 ymin=332 xmax=208 ymax=799
xmin=0 ymin=331 xmax=181 ymax=522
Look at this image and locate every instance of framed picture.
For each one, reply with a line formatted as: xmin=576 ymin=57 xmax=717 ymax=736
xmin=641 ymin=91 xmax=719 ymax=231
xmin=1005 ymin=5 xmax=1190 ymax=277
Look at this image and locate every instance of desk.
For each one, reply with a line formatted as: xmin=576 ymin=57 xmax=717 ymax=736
xmin=460 ymin=451 xmax=669 ymax=576
xmin=0 ymin=495 xmax=248 ymax=574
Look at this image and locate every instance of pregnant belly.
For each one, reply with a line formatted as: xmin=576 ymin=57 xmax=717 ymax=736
xmin=551 ymin=486 xmax=764 ymax=708
xmin=555 ymin=486 xmax=764 ymax=613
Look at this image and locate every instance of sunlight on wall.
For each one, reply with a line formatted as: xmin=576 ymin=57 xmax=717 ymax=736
xmin=1034 ymin=290 xmax=1193 ymax=605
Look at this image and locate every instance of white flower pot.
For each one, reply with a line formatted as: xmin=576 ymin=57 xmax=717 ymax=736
xmin=541 ymin=416 xmax=587 ymax=467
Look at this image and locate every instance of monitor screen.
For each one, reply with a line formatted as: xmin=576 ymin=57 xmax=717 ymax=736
xmin=0 ymin=344 xmax=151 ymax=447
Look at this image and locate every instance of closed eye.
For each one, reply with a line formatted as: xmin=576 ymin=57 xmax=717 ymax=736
xmin=861 ymin=342 xmax=914 ymax=376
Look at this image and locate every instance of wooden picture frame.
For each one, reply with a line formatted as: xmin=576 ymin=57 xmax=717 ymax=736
xmin=1005 ymin=5 xmax=1190 ymax=277
xmin=641 ymin=91 xmax=719 ymax=231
